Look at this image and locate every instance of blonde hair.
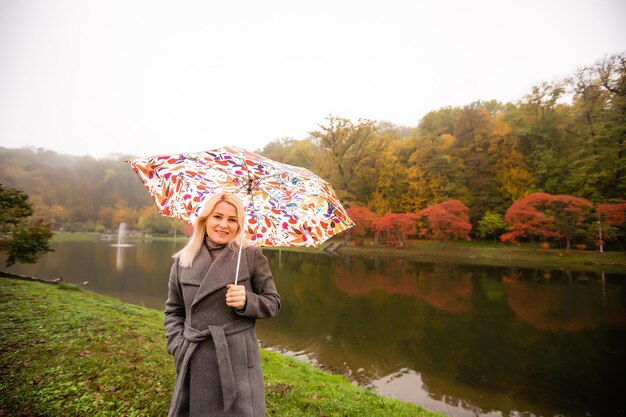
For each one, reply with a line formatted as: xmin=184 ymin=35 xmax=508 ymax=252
xmin=174 ymin=193 xmax=248 ymax=268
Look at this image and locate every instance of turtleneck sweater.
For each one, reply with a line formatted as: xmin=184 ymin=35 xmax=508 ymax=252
xmin=204 ymin=236 xmax=226 ymax=260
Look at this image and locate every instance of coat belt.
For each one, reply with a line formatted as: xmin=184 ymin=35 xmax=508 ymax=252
xmin=168 ymin=319 xmax=255 ymax=416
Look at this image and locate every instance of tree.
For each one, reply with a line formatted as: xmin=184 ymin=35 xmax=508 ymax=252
xmin=345 ymin=206 xmax=379 ymax=243
xmin=501 ymin=193 xmax=559 ymax=246
xmin=405 ymin=132 xmax=468 ymax=213
xmin=258 ymin=138 xmax=317 ymax=171
xmin=138 ymin=207 xmax=175 ymax=236
xmin=502 ymin=192 xmax=593 ymax=249
xmin=506 ymin=82 xmax=575 ymax=196
xmin=596 ymin=202 xmax=626 ymax=249
xmin=550 ymin=195 xmax=594 ymax=249
xmin=372 ymin=213 xmax=419 ymax=245
xmin=567 ymin=53 xmax=626 ymax=200
xmin=0 ymin=183 xmax=53 ymax=267
xmin=310 ymin=116 xmax=385 ymax=203
xmin=418 ymin=200 xmax=472 ymax=243
xmin=369 ymin=137 xmax=417 ymax=214
xmin=477 ymin=212 xmax=507 ymax=242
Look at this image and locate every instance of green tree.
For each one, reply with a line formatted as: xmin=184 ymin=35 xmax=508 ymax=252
xmin=567 ymin=53 xmax=626 ymax=200
xmin=258 ymin=138 xmax=318 ymax=170
xmin=505 ymin=82 xmax=575 ymax=195
xmin=310 ymin=116 xmax=385 ymax=203
xmin=0 ymin=183 xmax=53 ymax=267
xmin=477 ymin=212 xmax=507 ymax=242
xmin=453 ymin=103 xmax=509 ymax=222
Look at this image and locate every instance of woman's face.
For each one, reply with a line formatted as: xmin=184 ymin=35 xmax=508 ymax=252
xmin=205 ymin=201 xmax=239 ymax=244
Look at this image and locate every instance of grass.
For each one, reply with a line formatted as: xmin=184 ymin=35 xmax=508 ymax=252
xmin=0 ymin=277 xmax=445 ymax=417
xmin=335 ymin=239 xmax=626 ymax=274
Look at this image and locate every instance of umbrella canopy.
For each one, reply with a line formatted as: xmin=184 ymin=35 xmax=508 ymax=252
xmin=126 ymin=146 xmax=354 ymax=247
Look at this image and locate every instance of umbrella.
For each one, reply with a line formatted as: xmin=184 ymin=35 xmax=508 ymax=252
xmin=126 ymin=146 xmax=354 ymax=279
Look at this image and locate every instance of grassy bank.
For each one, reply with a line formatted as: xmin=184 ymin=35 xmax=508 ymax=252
xmin=335 ymin=241 xmax=626 ymax=274
xmin=0 ymin=277 xmax=445 ymax=417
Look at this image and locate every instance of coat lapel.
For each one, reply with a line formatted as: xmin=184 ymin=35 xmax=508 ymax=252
xmin=191 ymin=245 xmax=250 ymax=308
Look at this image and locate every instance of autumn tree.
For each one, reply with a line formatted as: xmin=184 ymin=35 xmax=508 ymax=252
xmin=506 ymin=82 xmax=576 ymax=196
xmin=372 ymin=213 xmax=419 ymax=245
xmin=310 ymin=116 xmax=386 ymax=204
xmin=258 ymin=138 xmax=317 ymax=171
xmin=345 ymin=206 xmax=379 ymax=244
xmin=402 ymin=107 xmax=468 ymax=213
xmin=0 ymin=184 xmax=53 ymax=267
xmin=501 ymin=193 xmax=560 ymax=245
xmin=550 ymin=195 xmax=594 ymax=249
xmin=138 ymin=206 xmax=183 ymax=236
xmin=567 ymin=53 xmax=626 ymax=200
xmin=417 ymin=200 xmax=472 ymax=243
xmin=405 ymin=132 xmax=468 ymax=213
xmin=501 ymin=193 xmax=593 ymax=248
xmin=453 ymin=104 xmax=502 ymax=219
xmin=596 ymin=202 xmax=626 ymax=249
xmin=369 ymin=137 xmax=417 ymax=214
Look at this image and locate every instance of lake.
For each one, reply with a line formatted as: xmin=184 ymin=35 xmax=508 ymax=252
xmin=3 ymin=238 xmax=625 ymax=417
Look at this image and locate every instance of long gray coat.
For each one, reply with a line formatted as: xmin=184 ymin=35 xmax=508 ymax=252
xmin=164 ymin=244 xmax=280 ymax=417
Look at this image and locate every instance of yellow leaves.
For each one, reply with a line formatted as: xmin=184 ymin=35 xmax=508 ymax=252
xmin=439 ymin=134 xmax=456 ymax=150
xmin=489 ymin=114 xmax=512 ymax=138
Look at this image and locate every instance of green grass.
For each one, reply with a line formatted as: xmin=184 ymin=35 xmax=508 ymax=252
xmin=337 ymin=240 xmax=626 ymax=274
xmin=0 ymin=277 xmax=445 ymax=417
xmin=52 ymin=232 xmax=102 ymax=242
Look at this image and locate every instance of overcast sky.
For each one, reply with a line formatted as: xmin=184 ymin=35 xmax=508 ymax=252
xmin=1 ymin=0 xmax=625 ymax=158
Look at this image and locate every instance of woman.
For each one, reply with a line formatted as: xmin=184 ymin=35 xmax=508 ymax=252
xmin=164 ymin=193 xmax=281 ymax=417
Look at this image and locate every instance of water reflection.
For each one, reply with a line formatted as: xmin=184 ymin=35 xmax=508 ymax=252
xmin=4 ymin=242 xmax=625 ymax=417
xmin=259 ymin=252 xmax=625 ymax=417
xmin=502 ymin=270 xmax=626 ymax=332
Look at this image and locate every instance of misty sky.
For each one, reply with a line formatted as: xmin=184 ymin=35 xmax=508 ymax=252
xmin=1 ymin=0 xmax=625 ymax=158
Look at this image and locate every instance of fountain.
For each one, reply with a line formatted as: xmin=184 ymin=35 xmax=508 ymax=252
xmin=111 ymin=222 xmax=134 ymax=272
xmin=110 ymin=222 xmax=134 ymax=247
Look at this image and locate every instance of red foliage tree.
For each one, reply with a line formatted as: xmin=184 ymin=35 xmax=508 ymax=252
xmin=596 ymin=201 xmax=626 ymax=247
xmin=596 ymin=202 xmax=626 ymax=225
xmin=372 ymin=213 xmax=419 ymax=245
xmin=551 ymin=194 xmax=593 ymax=249
xmin=345 ymin=206 xmax=379 ymax=243
xmin=501 ymin=192 xmax=593 ymax=249
xmin=417 ymin=200 xmax=472 ymax=243
xmin=501 ymin=193 xmax=558 ymax=245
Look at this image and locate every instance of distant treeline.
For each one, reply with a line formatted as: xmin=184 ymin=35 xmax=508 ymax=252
xmin=0 ymin=52 xmax=624 ymax=239
xmin=260 ymin=53 xmax=625 ymax=220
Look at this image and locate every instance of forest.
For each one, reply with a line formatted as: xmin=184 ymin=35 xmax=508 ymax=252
xmin=1 ymin=53 xmax=624 ymax=249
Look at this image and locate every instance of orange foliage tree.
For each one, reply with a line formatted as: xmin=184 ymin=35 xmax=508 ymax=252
xmin=501 ymin=193 xmax=559 ymax=245
xmin=501 ymin=192 xmax=593 ymax=249
xmin=372 ymin=213 xmax=419 ymax=245
xmin=551 ymin=195 xmax=594 ymax=249
xmin=345 ymin=206 xmax=379 ymax=243
xmin=417 ymin=200 xmax=472 ymax=243
xmin=596 ymin=202 xmax=626 ymax=248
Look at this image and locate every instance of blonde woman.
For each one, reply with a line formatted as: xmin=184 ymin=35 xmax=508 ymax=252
xmin=164 ymin=193 xmax=280 ymax=417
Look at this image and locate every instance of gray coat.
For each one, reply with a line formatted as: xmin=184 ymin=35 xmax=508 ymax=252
xmin=164 ymin=244 xmax=280 ymax=417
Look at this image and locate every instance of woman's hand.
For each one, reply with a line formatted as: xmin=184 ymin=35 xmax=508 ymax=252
xmin=226 ymin=284 xmax=246 ymax=310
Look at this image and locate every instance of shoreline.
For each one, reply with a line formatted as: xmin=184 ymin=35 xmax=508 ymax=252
xmin=53 ymin=232 xmax=626 ymax=273
xmin=335 ymin=244 xmax=626 ymax=274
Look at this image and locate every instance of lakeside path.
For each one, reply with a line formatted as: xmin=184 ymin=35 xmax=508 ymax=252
xmin=0 ymin=277 xmax=446 ymax=417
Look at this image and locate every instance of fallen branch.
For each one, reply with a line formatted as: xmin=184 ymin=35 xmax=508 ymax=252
xmin=0 ymin=271 xmax=64 ymax=285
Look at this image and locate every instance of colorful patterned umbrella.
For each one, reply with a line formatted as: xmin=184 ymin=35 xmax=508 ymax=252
xmin=126 ymin=146 xmax=354 ymax=247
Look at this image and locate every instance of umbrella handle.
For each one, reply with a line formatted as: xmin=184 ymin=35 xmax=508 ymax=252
xmin=234 ymin=237 xmax=243 ymax=286
xmin=233 ymin=194 xmax=248 ymax=286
